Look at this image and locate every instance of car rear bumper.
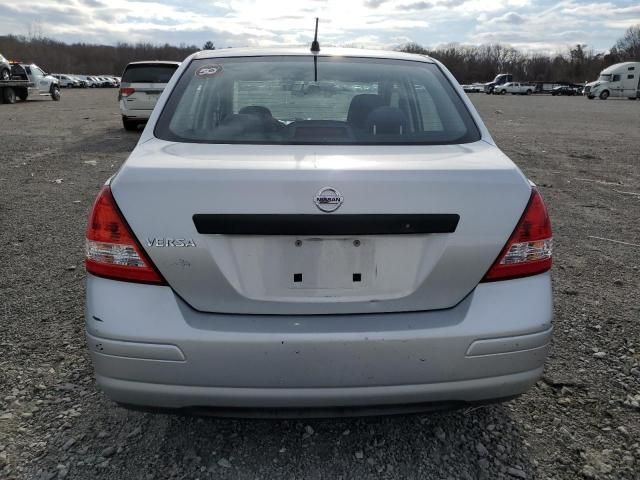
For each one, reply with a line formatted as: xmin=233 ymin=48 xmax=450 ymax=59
xmin=119 ymin=104 xmax=152 ymax=120
xmin=85 ymin=272 xmax=553 ymax=411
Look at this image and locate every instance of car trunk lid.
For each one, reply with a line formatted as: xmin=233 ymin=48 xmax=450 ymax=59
xmin=110 ymin=139 xmax=532 ymax=315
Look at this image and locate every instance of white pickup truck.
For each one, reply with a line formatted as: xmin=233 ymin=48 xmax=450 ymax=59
xmin=494 ymin=82 xmax=535 ymax=95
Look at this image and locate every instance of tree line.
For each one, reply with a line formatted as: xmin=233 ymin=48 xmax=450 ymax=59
xmin=1 ymin=24 xmax=638 ymax=83
xmin=0 ymin=35 xmax=202 ymax=75
xmin=400 ymin=25 xmax=640 ymax=84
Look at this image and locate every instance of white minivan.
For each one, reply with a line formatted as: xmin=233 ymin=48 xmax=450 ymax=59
xmin=585 ymin=62 xmax=640 ymax=100
xmin=118 ymin=61 xmax=180 ymax=130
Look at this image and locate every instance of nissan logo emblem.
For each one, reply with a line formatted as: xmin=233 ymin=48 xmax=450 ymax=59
xmin=314 ymin=187 xmax=344 ymax=213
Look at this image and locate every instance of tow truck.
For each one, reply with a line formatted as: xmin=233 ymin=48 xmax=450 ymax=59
xmin=0 ymin=62 xmax=60 ymax=104
xmin=483 ymin=73 xmax=513 ymax=94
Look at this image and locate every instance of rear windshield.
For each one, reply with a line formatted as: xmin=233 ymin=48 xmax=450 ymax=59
xmin=155 ymin=56 xmax=480 ymax=145
xmin=122 ymin=64 xmax=178 ymax=84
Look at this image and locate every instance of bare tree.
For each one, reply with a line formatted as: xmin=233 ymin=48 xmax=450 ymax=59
xmin=615 ymin=25 xmax=640 ymax=60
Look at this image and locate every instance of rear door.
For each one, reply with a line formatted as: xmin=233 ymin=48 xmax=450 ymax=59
xmin=120 ymin=63 xmax=179 ymax=111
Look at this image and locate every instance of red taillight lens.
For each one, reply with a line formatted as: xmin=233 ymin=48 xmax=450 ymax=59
xmin=85 ymin=186 xmax=165 ymax=284
xmin=482 ymin=188 xmax=552 ymax=282
xmin=119 ymin=87 xmax=135 ymax=97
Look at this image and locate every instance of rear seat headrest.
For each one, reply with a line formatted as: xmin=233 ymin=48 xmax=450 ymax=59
xmin=347 ymin=94 xmax=386 ymax=130
xmin=238 ymin=105 xmax=273 ymax=118
xmin=365 ymin=106 xmax=408 ymax=135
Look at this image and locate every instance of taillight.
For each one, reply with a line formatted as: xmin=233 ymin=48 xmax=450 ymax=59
xmin=85 ymin=186 xmax=165 ymax=284
xmin=119 ymin=87 xmax=135 ymax=99
xmin=482 ymin=188 xmax=552 ymax=282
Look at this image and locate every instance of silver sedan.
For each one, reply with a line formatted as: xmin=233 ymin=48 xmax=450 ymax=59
xmin=85 ymin=47 xmax=553 ymax=416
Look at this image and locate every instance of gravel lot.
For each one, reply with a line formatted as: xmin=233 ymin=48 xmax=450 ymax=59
xmin=1 ymin=89 xmax=639 ymax=480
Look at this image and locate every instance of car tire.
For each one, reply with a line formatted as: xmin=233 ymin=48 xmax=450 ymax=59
xmin=51 ymin=86 xmax=61 ymax=101
xmin=17 ymin=87 xmax=28 ymax=101
xmin=0 ymin=68 xmax=10 ymax=81
xmin=2 ymin=87 xmax=16 ymax=104
xmin=599 ymin=90 xmax=609 ymax=100
xmin=587 ymin=95 xmax=595 ymax=99
xmin=526 ymin=90 xmax=532 ymax=95
xmin=501 ymin=90 xmax=507 ymax=95
xmin=122 ymin=117 xmax=139 ymax=131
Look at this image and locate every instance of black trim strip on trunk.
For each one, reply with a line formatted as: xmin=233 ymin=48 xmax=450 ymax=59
xmin=193 ymin=214 xmax=459 ymax=236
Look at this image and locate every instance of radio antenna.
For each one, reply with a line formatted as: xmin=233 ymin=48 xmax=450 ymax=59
xmin=310 ymin=18 xmax=320 ymax=52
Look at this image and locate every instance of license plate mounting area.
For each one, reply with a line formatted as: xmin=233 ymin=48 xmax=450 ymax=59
xmin=287 ymin=237 xmax=373 ymax=290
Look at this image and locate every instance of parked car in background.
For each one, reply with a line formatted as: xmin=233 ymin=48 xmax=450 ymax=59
xmin=584 ymin=62 xmax=640 ymax=100
xmin=462 ymin=83 xmax=484 ymax=93
xmin=118 ymin=60 xmax=180 ymax=130
xmin=78 ymin=75 xmax=99 ymax=87
xmin=10 ymin=63 xmax=60 ymax=101
xmin=0 ymin=53 xmax=11 ymax=80
xmin=69 ymin=75 xmax=88 ymax=88
xmin=100 ymin=75 xmax=118 ymax=87
xmin=93 ymin=76 xmax=109 ymax=87
xmin=53 ymin=74 xmax=79 ymax=88
xmin=551 ymin=85 xmax=578 ymax=96
xmin=87 ymin=48 xmax=553 ymax=414
xmin=483 ymin=73 xmax=512 ymax=94
xmin=494 ymin=82 xmax=534 ymax=95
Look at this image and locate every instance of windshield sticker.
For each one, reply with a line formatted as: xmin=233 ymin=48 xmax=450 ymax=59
xmin=196 ymin=64 xmax=223 ymax=77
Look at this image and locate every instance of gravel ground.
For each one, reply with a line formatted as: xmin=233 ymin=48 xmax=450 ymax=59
xmin=0 ymin=89 xmax=639 ymax=480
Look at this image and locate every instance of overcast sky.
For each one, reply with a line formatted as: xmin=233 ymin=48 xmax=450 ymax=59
xmin=1 ymin=0 xmax=638 ymax=53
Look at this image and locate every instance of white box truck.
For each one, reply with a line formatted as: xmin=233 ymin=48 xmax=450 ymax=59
xmin=584 ymin=62 xmax=640 ymax=100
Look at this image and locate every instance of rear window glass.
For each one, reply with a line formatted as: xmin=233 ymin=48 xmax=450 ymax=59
xmin=155 ymin=56 xmax=480 ymax=145
xmin=122 ymin=64 xmax=178 ymax=83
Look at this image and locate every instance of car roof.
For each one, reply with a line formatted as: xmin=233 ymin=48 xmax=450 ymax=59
xmin=126 ymin=61 xmax=182 ymax=66
xmin=193 ymin=47 xmax=434 ymax=63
